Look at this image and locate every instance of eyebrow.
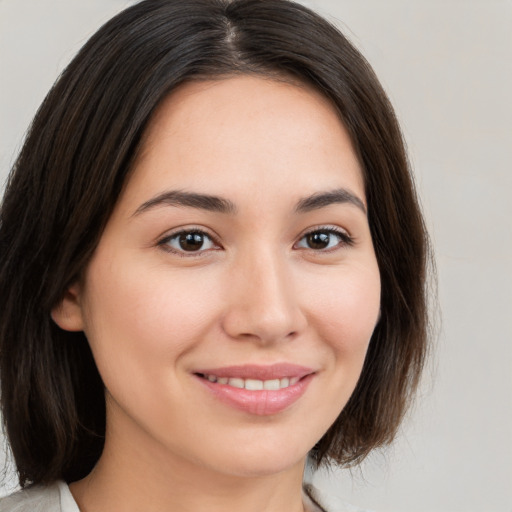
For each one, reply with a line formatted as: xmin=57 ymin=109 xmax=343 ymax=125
xmin=133 ymin=187 xmax=366 ymax=217
xmin=295 ymin=188 xmax=367 ymax=215
xmin=133 ymin=190 xmax=237 ymax=216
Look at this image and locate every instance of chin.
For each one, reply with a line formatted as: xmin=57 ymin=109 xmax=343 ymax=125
xmin=195 ymin=435 xmax=313 ymax=478
xmin=214 ymin=454 xmax=306 ymax=479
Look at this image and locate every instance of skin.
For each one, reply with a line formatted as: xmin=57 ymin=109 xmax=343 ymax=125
xmin=53 ymin=75 xmax=381 ymax=512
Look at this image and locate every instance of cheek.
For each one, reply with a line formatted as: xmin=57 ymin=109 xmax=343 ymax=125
xmin=78 ymin=262 xmax=220 ymax=436
xmin=305 ymin=262 xmax=381 ymax=369
xmin=80 ymin=257 xmax=220 ymax=374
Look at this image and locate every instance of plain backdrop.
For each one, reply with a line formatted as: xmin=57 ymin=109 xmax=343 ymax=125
xmin=0 ymin=1 xmax=511 ymax=511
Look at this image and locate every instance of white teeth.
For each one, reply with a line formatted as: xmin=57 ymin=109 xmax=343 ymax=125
xmin=202 ymin=374 xmax=300 ymax=390
xmin=245 ymin=379 xmax=264 ymax=390
xmin=263 ymin=379 xmax=281 ymax=390
xmin=228 ymin=377 xmax=245 ymax=389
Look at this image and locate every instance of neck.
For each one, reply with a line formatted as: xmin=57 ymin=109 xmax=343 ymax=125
xmin=70 ymin=412 xmax=308 ymax=512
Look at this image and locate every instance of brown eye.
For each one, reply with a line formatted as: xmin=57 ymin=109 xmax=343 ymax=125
xmin=306 ymin=232 xmax=331 ymax=249
xmin=162 ymin=230 xmax=217 ymax=254
xmin=295 ymin=228 xmax=353 ymax=251
xmin=178 ymin=232 xmax=206 ymax=251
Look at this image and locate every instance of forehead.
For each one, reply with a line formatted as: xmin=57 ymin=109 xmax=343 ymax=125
xmin=123 ymin=75 xmax=365 ymax=210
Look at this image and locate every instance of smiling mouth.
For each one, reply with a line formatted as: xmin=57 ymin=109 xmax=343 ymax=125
xmin=196 ymin=373 xmax=301 ymax=390
xmin=193 ymin=364 xmax=315 ymax=414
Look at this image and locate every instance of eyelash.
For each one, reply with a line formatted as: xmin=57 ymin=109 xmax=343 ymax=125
xmin=295 ymin=226 xmax=354 ymax=252
xmin=158 ymin=226 xmax=354 ymax=257
xmin=158 ymin=228 xmax=221 ymax=257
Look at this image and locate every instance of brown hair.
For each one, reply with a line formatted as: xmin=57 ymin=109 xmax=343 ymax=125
xmin=0 ymin=0 xmax=431 ymax=487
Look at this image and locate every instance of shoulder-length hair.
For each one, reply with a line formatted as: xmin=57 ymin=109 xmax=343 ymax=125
xmin=0 ymin=0 xmax=430 ymax=487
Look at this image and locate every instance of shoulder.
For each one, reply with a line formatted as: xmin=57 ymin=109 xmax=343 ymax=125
xmin=304 ymin=483 xmax=375 ymax=512
xmin=0 ymin=482 xmax=59 ymax=512
xmin=0 ymin=481 xmax=76 ymax=512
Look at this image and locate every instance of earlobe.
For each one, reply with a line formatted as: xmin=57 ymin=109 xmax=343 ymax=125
xmin=51 ymin=283 xmax=85 ymax=332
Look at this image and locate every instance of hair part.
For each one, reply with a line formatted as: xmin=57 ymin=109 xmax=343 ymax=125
xmin=0 ymin=0 xmax=431 ymax=486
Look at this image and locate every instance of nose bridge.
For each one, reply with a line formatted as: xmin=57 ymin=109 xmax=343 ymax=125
xmin=222 ymin=245 xmax=306 ymax=343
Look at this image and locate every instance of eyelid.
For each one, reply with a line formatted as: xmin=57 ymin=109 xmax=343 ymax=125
xmin=157 ymin=226 xmax=222 ymax=257
xmin=294 ymin=225 xmax=354 ymax=250
xmin=155 ymin=224 xmax=354 ymax=258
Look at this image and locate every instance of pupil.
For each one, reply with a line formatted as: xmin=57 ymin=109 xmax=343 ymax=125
xmin=179 ymin=232 xmax=204 ymax=251
xmin=308 ymin=232 xmax=329 ymax=249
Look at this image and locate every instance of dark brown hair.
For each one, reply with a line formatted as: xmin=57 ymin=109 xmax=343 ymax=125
xmin=0 ymin=0 xmax=430 ymax=487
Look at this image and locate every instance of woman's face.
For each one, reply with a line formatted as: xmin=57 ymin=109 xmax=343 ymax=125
xmin=56 ymin=76 xmax=381 ymax=478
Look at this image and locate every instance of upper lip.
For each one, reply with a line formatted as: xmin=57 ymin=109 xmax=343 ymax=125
xmin=193 ymin=363 xmax=315 ymax=380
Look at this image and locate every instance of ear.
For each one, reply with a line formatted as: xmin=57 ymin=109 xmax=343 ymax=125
xmin=51 ymin=282 xmax=85 ymax=332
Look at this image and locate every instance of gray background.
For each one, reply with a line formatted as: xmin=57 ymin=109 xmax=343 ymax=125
xmin=0 ymin=1 xmax=511 ymax=511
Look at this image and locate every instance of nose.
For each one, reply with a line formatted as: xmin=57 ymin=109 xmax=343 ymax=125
xmin=221 ymin=250 xmax=308 ymax=344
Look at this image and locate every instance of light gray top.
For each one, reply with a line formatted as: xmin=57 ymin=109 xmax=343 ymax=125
xmin=0 ymin=481 xmax=79 ymax=512
xmin=0 ymin=481 xmax=369 ymax=512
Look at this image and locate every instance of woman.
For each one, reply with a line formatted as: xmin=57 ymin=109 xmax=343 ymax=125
xmin=0 ymin=0 xmax=430 ymax=511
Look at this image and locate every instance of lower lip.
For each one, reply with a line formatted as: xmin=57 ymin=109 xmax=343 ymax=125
xmin=196 ymin=374 xmax=314 ymax=416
